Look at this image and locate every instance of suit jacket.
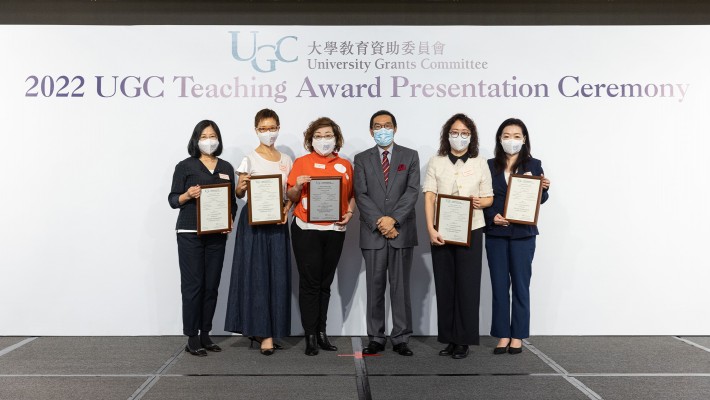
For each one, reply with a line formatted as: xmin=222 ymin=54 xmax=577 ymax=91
xmin=483 ymin=157 xmax=549 ymax=239
xmin=354 ymin=144 xmax=420 ymax=249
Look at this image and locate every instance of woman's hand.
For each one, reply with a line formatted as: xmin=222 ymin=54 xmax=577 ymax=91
xmin=296 ymin=175 xmax=311 ymax=188
xmin=428 ymin=227 xmax=445 ymax=246
xmin=335 ymin=211 xmax=353 ymax=226
xmin=186 ymin=185 xmax=201 ymax=199
xmin=276 ymin=204 xmax=290 ymax=225
xmin=541 ymin=174 xmax=551 ymax=190
xmin=493 ymin=213 xmax=510 ymax=227
xmin=470 ymin=196 xmax=482 ymax=209
xmin=237 ymin=174 xmax=250 ymax=194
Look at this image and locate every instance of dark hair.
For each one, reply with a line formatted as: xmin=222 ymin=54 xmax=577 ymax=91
xmin=437 ymin=113 xmax=479 ymax=158
xmin=493 ymin=118 xmax=532 ymax=174
xmin=187 ymin=120 xmax=223 ymax=157
xmin=369 ymin=110 xmax=397 ymax=129
xmin=303 ymin=117 xmax=344 ymax=153
xmin=254 ymin=108 xmax=280 ymax=127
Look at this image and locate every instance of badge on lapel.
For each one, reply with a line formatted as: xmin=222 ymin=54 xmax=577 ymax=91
xmin=397 ymin=164 xmax=406 ymax=171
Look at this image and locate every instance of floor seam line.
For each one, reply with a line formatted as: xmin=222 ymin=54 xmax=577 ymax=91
xmin=523 ymin=339 xmax=604 ymax=400
xmin=351 ymin=337 xmax=373 ymax=400
xmin=127 ymin=345 xmax=184 ymax=400
xmin=673 ymin=336 xmax=710 ymax=353
xmin=0 ymin=337 xmax=38 ymax=358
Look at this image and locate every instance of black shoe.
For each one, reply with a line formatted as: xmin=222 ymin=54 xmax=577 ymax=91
xmin=452 ymin=344 xmax=469 ymax=359
xmin=393 ymin=343 xmax=414 ymax=356
xmin=317 ymin=332 xmax=338 ymax=351
xmin=184 ymin=344 xmax=207 ymax=357
xmin=200 ymin=334 xmax=222 ymax=352
xmin=508 ymin=346 xmax=523 ymax=355
xmin=248 ymin=336 xmax=283 ymax=350
xmin=439 ymin=343 xmax=455 ymax=356
xmin=494 ymin=338 xmax=511 ymax=355
xmin=260 ymin=347 xmax=275 ymax=356
xmin=362 ymin=341 xmax=385 ymax=355
xmin=305 ymin=334 xmax=319 ymax=356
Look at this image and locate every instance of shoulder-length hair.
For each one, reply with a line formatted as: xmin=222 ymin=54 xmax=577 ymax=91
xmin=303 ymin=117 xmax=344 ymax=153
xmin=437 ymin=113 xmax=479 ymax=158
xmin=492 ymin=118 xmax=532 ymax=174
xmin=187 ymin=120 xmax=223 ymax=157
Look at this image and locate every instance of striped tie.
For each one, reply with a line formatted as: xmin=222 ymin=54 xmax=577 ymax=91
xmin=382 ymin=150 xmax=390 ymax=185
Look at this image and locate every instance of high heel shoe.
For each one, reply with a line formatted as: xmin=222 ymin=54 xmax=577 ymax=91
xmin=317 ymin=332 xmax=337 ymax=351
xmin=508 ymin=346 xmax=523 ymax=354
xmin=493 ymin=339 xmax=511 ymax=355
xmin=260 ymin=347 xmax=275 ymax=356
xmin=305 ymin=334 xmax=319 ymax=356
xmin=248 ymin=336 xmax=283 ymax=350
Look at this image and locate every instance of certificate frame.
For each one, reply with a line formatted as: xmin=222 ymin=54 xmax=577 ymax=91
xmin=503 ymin=174 xmax=544 ymax=226
xmin=196 ymin=183 xmax=233 ymax=235
xmin=435 ymin=194 xmax=473 ymax=247
xmin=307 ymin=176 xmax=343 ymax=223
xmin=247 ymin=174 xmax=284 ymax=225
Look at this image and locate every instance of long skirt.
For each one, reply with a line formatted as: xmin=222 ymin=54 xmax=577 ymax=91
xmin=224 ymin=206 xmax=291 ymax=338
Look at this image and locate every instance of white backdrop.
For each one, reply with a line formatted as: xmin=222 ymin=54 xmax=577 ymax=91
xmin=1 ymin=26 xmax=708 ymax=336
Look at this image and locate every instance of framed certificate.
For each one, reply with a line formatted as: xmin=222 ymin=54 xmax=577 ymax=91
xmin=247 ymin=174 xmax=284 ymax=225
xmin=435 ymin=194 xmax=473 ymax=247
xmin=196 ymin=183 xmax=233 ymax=235
xmin=308 ymin=176 xmax=343 ymax=223
xmin=503 ymin=174 xmax=544 ymax=226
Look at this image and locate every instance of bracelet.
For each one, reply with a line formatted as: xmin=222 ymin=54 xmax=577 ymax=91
xmin=345 ymin=210 xmax=353 ymax=214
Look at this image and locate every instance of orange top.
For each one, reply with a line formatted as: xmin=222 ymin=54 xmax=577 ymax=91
xmin=287 ymin=152 xmax=354 ymax=224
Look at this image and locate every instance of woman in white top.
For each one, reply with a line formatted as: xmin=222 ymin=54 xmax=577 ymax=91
xmin=423 ymin=113 xmax=493 ymax=359
xmin=224 ymin=109 xmax=293 ymax=356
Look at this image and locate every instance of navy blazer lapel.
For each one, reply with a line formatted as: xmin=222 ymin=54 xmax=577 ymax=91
xmin=386 ymin=144 xmax=402 ymax=194
xmin=368 ymin=146 xmax=387 ymax=193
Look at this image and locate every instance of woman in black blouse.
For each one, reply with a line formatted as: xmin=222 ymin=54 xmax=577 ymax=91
xmin=168 ymin=120 xmax=237 ymax=356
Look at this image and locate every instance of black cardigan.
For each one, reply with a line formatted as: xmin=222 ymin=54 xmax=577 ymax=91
xmin=168 ymin=156 xmax=237 ymax=231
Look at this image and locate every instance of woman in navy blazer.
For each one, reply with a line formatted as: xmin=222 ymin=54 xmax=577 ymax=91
xmin=483 ymin=118 xmax=550 ymax=355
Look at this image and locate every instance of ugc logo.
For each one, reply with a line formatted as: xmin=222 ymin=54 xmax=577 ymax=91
xmin=230 ymin=31 xmax=298 ymax=73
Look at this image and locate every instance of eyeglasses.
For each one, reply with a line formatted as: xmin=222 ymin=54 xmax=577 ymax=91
xmin=449 ymin=130 xmax=471 ymax=139
xmin=373 ymin=123 xmax=394 ymax=130
xmin=257 ymin=126 xmax=279 ymax=133
xmin=313 ymin=134 xmax=335 ymax=141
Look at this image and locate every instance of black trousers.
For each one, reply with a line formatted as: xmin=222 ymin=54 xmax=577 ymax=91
xmin=290 ymin=222 xmax=346 ymax=335
xmin=431 ymin=227 xmax=483 ymax=346
xmin=176 ymin=233 xmax=227 ymax=336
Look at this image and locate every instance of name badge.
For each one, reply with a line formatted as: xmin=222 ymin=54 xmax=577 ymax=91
xmin=219 ymin=173 xmax=230 ymax=180
xmin=314 ymin=163 xmax=326 ymax=169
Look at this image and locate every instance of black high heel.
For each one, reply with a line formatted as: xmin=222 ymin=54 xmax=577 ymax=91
xmin=493 ymin=339 xmax=511 ymax=355
xmin=260 ymin=347 xmax=275 ymax=356
xmin=248 ymin=336 xmax=283 ymax=350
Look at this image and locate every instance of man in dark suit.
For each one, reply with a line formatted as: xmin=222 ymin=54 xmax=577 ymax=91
xmin=354 ymin=110 xmax=420 ymax=356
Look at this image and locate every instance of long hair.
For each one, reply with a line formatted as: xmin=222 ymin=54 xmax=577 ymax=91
xmin=492 ymin=118 xmax=532 ymax=174
xmin=437 ymin=113 xmax=479 ymax=157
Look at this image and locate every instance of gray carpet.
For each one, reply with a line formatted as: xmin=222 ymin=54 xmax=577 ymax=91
xmin=680 ymin=336 xmax=710 ymax=349
xmin=0 ymin=337 xmax=29 ymax=351
xmin=578 ymin=377 xmax=710 ymax=400
xmin=0 ymin=377 xmax=146 ymax=400
xmin=168 ymin=336 xmax=356 ymax=375
xmin=0 ymin=337 xmax=185 ymax=375
xmin=363 ymin=336 xmax=555 ymax=375
xmin=142 ymin=376 xmax=359 ymax=400
xmin=1 ymin=336 xmax=709 ymax=399
xmin=368 ymin=376 xmax=590 ymax=400
xmin=527 ymin=336 xmax=710 ymax=373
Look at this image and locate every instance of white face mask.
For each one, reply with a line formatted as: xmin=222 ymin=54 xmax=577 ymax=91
xmin=449 ymin=136 xmax=471 ymax=152
xmin=313 ymin=137 xmax=336 ymax=156
xmin=198 ymin=138 xmax=219 ymax=155
xmin=501 ymin=139 xmax=524 ymax=155
xmin=258 ymin=131 xmax=279 ymax=146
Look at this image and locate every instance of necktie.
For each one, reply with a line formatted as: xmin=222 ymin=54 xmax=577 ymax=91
xmin=382 ymin=150 xmax=390 ymax=185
